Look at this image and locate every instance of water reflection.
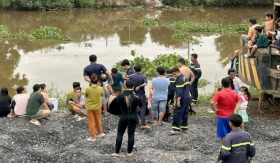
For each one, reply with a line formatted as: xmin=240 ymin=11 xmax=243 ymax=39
xmin=0 ymin=40 xmax=29 ymax=96
xmin=0 ymin=8 xmax=271 ymax=93
xmin=214 ymin=35 xmax=240 ymax=68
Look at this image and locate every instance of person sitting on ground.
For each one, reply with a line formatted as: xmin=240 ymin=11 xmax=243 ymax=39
xmin=40 ymin=84 xmax=54 ymax=111
xmin=228 ymin=68 xmax=244 ymax=90
xmin=178 ymin=58 xmax=195 ymax=85
xmin=215 ymin=114 xmax=256 ymax=163
xmin=111 ymin=80 xmax=143 ymax=157
xmin=211 ymin=78 xmax=242 ymax=143
xmin=230 ymin=50 xmax=239 ymax=77
xmin=13 ymin=86 xmax=29 ymax=117
xmin=262 ymin=13 xmax=274 ymax=39
xmin=107 ymin=68 xmax=124 ymax=95
xmin=66 ymin=82 xmax=81 ymax=114
xmin=148 ymin=67 xmax=170 ymax=126
xmin=121 ymin=59 xmax=134 ymax=81
xmin=26 ymin=84 xmax=51 ymax=126
xmin=0 ymin=87 xmax=12 ymax=117
xmin=240 ymin=18 xmax=259 ymax=49
xmin=68 ymin=87 xmax=87 ymax=121
xmin=247 ymin=26 xmax=269 ymax=58
xmin=85 ymin=74 xmax=106 ymax=142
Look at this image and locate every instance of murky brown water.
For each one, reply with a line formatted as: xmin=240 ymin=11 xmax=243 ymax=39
xmin=0 ymin=7 xmax=271 ymax=95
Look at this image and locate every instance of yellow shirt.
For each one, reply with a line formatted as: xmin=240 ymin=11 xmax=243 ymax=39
xmin=85 ymin=85 xmax=104 ymax=110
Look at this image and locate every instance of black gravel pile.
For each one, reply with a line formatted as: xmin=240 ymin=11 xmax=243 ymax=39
xmin=0 ymin=111 xmax=279 ymax=163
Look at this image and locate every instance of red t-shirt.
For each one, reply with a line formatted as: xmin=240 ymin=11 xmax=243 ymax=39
xmin=212 ymin=89 xmax=241 ymax=117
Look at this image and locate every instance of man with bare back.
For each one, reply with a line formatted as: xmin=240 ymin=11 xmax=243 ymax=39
xmin=177 ymin=58 xmax=195 ymax=85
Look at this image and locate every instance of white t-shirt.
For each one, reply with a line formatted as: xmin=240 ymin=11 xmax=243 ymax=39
xmin=233 ymin=77 xmax=244 ymax=90
xmin=14 ymin=94 xmax=29 ymax=116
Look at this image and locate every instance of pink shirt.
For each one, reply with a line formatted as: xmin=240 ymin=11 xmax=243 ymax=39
xmin=14 ymin=94 xmax=29 ymax=115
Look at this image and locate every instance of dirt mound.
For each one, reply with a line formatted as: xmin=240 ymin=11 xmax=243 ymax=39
xmin=0 ymin=110 xmax=279 ymax=163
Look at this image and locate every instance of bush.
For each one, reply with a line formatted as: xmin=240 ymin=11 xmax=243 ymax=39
xmin=115 ymin=50 xmax=189 ymax=77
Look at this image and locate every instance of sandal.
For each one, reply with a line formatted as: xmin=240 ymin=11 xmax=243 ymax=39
xmin=147 ymin=120 xmax=153 ymax=124
xmin=112 ymin=153 xmax=120 ymax=157
xmin=30 ymin=120 xmax=41 ymax=126
xmin=98 ymin=133 xmax=106 ymax=138
xmin=170 ymin=130 xmax=180 ymax=135
xmin=87 ymin=137 xmax=96 ymax=142
xmin=158 ymin=122 xmax=164 ymax=126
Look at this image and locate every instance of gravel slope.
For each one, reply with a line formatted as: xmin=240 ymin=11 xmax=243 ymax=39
xmin=0 ymin=111 xmax=279 ymax=163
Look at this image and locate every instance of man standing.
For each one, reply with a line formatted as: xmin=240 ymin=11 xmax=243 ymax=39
xmin=189 ymin=53 xmax=202 ymax=105
xmin=164 ymin=69 xmax=176 ymax=122
xmin=228 ymin=68 xmax=244 ymax=90
xmin=171 ymin=68 xmax=191 ymax=135
xmin=240 ymin=18 xmax=259 ymax=49
xmin=84 ymin=54 xmax=113 ymax=116
xmin=211 ymin=78 xmax=241 ymax=143
xmin=178 ymin=58 xmax=195 ymax=85
xmin=129 ymin=65 xmax=150 ymax=129
xmin=26 ymin=84 xmax=51 ymax=126
xmin=121 ymin=59 xmax=134 ymax=80
xmin=230 ymin=50 xmax=239 ymax=77
xmin=148 ymin=67 xmax=169 ymax=126
xmin=107 ymin=68 xmax=124 ymax=95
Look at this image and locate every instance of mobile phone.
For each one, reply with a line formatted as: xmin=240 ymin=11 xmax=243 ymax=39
xmin=69 ymin=98 xmax=74 ymax=101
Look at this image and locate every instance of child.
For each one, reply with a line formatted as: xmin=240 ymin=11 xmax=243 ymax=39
xmin=148 ymin=93 xmax=158 ymax=120
xmin=215 ymin=114 xmax=256 ymax=163
xmin=247 ymin=26 xmax=269 ymax=58
xmin=237 ymin=86 xmax=250 ymax=130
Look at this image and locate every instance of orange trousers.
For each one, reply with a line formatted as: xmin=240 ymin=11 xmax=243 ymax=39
xmin=86 ymin=108 xmax=102 ymax=138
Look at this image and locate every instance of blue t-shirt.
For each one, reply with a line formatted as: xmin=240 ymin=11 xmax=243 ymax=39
xmin=124 ymin=66 xmax=135 ymax=79
xmin=83 ymin=63 xmax=107 ymax=86
xmin=129 ymin=73 xmax=147 ymax=95
xmin=152 ymin=77 xmax=170 ymax=100
xmin=107 ymin=73 xmax=124 ymax=87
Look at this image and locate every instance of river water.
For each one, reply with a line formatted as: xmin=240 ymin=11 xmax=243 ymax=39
xmin=0 ymin=7 xmax=270 ymax=96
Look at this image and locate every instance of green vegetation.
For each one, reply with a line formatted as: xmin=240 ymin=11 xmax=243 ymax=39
xmin=170 ymin=21 xmax=249 ymax=34
xmin=172 ymin=32 xmax=200 ymax=44
xmin=120 ymin=41 xmax=132 ymax=47
xmin=115 ymin=50 xmax=189 ymax=77
xmin=0 ymin=25 xmax=71 ymax=41
xmin=249 ymin=87 xmax=279 ymax=98
xmin=46 ymin=83 xmax=66 ymax=110
xmin=138 ymin=18 xmax=156 ymax=27
xmin=162 ymin=0 xmax=273 ymax=7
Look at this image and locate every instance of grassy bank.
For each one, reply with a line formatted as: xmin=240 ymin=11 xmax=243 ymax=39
xmin=0 ymin=0 xmax=273 ymax=10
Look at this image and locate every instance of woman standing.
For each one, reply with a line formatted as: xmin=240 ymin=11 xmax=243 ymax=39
xmin=0 ymin=87 xmax=12 ymax=117
xmin=111 ymin=80 xmax=143 ymax=157
xmin=85 ymin=74 xmax=106 ymax=142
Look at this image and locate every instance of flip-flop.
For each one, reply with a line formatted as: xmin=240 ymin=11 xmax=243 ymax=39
xmin=158 ymin=123 xmax=164 ymax=126
xmin=147 ymin=121 xmax=153 ymax=124
xmin=87 ymin=137 xmax=96 ymax=142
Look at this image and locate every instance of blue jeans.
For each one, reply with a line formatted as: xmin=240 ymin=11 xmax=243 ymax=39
xmin=48 ymin=104 xmax=54 ymax=111
xmin=151 ymin=99 xmax=167 ymax=113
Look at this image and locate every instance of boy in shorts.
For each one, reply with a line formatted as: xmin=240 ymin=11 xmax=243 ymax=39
xmin=247 ymin=26 xmax=269 ymax=58
xmin=215 ymin=114 xmax=256 ymax=163
xmin=211 ymin=78 xmax=241 ymax=143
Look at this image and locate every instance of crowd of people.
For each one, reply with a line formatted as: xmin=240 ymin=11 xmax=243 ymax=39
xmin=0 ymin=51 xmax=257 ymax=162
xmin=240 ymin=13 xmax=280 ymax=69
